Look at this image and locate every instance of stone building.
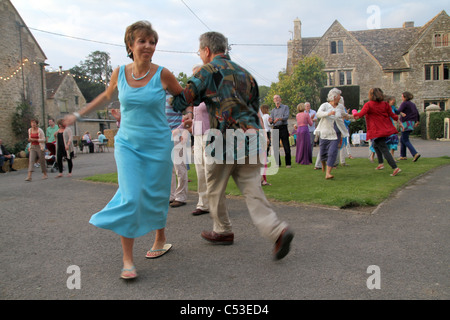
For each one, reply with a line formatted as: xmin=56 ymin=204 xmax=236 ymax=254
xmin=287 ymin=11 xmax=449 ymax=111
xmin=46 ymin=71 xmax=86 ymax=134
xmin=1 ymin=0 xmax=118 ymax=146
xmin=0 ymin=0 xmax=47 ymax=143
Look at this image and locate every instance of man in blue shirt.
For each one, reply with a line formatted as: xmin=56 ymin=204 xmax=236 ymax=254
xmin=270 ymin=95 xmax=291 ymax=168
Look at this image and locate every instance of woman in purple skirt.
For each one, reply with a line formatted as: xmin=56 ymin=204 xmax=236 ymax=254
xmin=295 ymin=103 xmax=313 ymax=165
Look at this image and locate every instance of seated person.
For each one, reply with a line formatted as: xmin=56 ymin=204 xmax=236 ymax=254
xmin=97 ymin=131 xmax=106 ymax=143
xmin=0 ymin=138 xmax=17 ymax=172
xmin=97 ymin=131 xmax=106 ymax=152
xmin=82 ymin=131 xmax=95 ymax=153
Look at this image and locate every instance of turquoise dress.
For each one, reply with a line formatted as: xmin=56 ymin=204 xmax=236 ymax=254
xmin=90 ymin=65 xmax=173 ymax=238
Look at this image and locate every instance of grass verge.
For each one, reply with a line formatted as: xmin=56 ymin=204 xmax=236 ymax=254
xmin=83 ymin=156 xmax=450 ymax=209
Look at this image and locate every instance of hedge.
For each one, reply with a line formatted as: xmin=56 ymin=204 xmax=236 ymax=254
xmin=428 ymin=111 xmax=450 ymax=140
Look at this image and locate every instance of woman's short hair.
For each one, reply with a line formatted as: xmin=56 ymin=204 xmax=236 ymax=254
xmin=402 ymin=91 xmax=414 ymax=101
xmin=124 ymin=21 xmax=159 ymax=60
xmin=369 ymin=88 xmax=385 ymax=102
xmin=297 ymin=103 xmax=306 ymax=113
xmin=57 ymin=119 xmax=65 ymax=127
xmin=30 ymin=119 xmax=39 ymax=125
xmin=327 ymin=88 xmax=342 ymax=102
xmin=199 ymin=32 xmax=228 ymax=54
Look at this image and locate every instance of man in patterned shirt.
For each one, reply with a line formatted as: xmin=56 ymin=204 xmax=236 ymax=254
xmin=171 ymin=31 xmax=293 ymax=260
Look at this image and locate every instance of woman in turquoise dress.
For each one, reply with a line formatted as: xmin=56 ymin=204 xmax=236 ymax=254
xmin=65 ymin=21 xmax=190 ymax=279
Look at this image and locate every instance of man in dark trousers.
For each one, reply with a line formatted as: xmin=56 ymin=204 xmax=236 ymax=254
xmin=270 ymin=95 xmax=291 ymax=168
xmin=0 ymin=139 xmax=17 ymax=173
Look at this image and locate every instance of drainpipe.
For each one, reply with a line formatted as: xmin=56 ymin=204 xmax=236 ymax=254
xmin=39 ymin=62 xmax=49 ymax=131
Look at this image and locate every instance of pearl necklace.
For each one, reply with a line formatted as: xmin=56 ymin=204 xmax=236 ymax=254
xmin=131 ymin=65 xmax=151 ymax=81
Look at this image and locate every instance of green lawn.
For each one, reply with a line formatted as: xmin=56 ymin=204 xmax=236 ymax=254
xmin=83 ymin=156 xmax=450 ymax=209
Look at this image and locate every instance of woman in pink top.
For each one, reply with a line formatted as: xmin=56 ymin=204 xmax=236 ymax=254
xmin=295 ymin=103 xmax=313 ymax=165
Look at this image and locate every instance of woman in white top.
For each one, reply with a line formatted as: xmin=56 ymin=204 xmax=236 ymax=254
xmin=314 ymin=88 xmax=350 ymax=179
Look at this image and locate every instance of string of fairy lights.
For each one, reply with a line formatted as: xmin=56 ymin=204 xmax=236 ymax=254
xmin=1 ymin=57 xmax=106 ymax=84
xmin=0 ymin=58 xmax=35 ymax=82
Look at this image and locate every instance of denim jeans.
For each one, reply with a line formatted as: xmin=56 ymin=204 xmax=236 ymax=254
xmin=400 ymin=130 xmax=418 ymax=158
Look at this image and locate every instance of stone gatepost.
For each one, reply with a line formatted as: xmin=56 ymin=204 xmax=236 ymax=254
xmin=425 ymin=104 xmax=441 ymax=140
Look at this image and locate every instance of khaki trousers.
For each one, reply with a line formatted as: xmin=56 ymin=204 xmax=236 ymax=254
xmin=28 ymin=145 xmax=47 ymax=173
xmin=170 ymin=163 xmax=188 ymax=202
xmin=205 ymin=158 xmax=287 ymax=243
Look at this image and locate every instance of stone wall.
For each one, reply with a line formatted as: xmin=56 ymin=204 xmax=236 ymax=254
xmin=406 ymin=15 xmax=450 ymax=111
xmin=308 ymin=22 xmax=385 ymax=107
xmin=0 ymin=1 xmax=47 ymax=144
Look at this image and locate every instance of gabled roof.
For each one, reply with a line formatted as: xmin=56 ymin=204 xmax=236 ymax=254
xmin=301 ymin=37 xmax=321 ymax=56
xmin=46 ymin=72 xmax=69 ymax=99
xmin=298 ymin=10 xmax=448 ymax=71
xmin=350 ymin=27 xmax=421 ymax=70
xmin=406 ymin=10 xmax=449 ymax=56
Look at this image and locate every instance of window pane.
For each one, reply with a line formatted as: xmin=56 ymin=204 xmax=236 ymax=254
xmin=346 ymin=71 xmax=352 ymax=85
xmin=393 ymin=72 xmax=401 ymax=83
xmin=338 ymin=40 xmax=344 ymax=53
xmin=435 ymin=34 xmax=441 ymax=47
xmin=425 ymin=65 xmax=431 ymax=80
xmin=328 ymin=72 xmax=334 ymax=86
xmin=444 ymin=64 xmax=449 ymax=80
xmin=330 ymin=41 xmax=337 ymax=54
xmin=433 ymin=65 xmax=440 ymax=80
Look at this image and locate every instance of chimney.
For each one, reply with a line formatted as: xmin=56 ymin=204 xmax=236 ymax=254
xmin=403 ymin=21 xmax=414 ymax=28
xmin=293 ymin=18 xmax=302 ymax=41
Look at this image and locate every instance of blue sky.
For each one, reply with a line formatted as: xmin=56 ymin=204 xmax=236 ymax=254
xmin=10 ymin=0 xmax=449 ymax=86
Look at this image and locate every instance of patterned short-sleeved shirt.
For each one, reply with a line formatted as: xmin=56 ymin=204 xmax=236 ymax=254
xmin=171 ymin=54 xmax=261 ymax=161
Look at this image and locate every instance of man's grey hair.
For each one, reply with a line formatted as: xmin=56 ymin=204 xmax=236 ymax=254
xmin=327 ymin=88 xmax=342 ymax=102
xmin=199 ymin=32 xmax=228 ymax=54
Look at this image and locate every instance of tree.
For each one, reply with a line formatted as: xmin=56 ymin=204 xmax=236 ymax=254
xmin=258 ymin=85 xmax=270 ymax=104
xmin=176 ymin=72 xmax=189 ymax=87
xmin=70 ymin=51 xmax=113 ymax=102
xmin=11 ymin=101 xmax=36 ymax=141
xmin=264 ymin=56 xmax=327 ymax=114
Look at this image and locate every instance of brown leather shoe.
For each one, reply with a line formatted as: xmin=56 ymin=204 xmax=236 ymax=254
xmin=170 ymin=200 xmax=186 ymax=208
xmin=201 ymin=230 xmax=234 ymax=245
xmin=274 ymin=228 xmax=294 ymax=260
xmin=192 ymin=209 xmax=209 ymax=216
